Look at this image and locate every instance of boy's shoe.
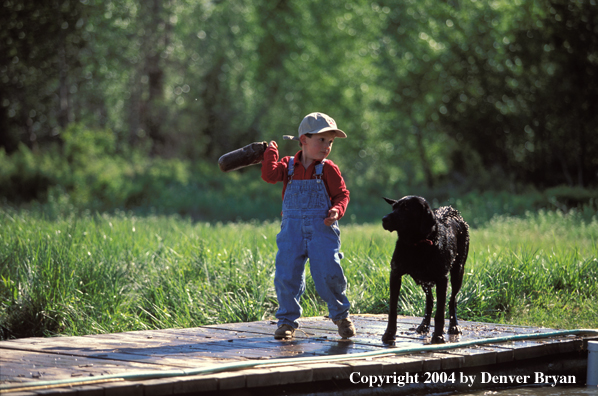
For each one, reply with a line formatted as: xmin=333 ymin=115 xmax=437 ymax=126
xmin=274 ymin=324 xmax=295 ymax=340
xmin=333 ymin=318 xmax=356 ymax=338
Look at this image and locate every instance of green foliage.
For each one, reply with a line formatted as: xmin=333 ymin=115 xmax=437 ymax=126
xmin=60 ymin=124 xmax=129 ymax=208
xmin=1 ymin=126 xmax=596 ymax=224
xmin=0 ymin=144 xmax=59 ymax=202
xmin=1 ymin=0 xmax=596 ymax=191
xmin=0 ymin=125 xmax=285 ymax=221
xmin=63 ymin=124 xmax=117 ymax=159
xmin=1 ymin=208 xmax=596 ymax=339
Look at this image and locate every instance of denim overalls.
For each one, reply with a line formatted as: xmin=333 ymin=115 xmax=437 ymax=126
xmin=274 ymin=157 xmax=351 ymax=328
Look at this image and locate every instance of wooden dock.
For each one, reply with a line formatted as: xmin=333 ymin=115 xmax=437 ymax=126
xmin=1 ymin=314 xmax=596 ymax=395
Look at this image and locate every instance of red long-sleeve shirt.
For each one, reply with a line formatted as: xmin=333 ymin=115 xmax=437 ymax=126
xmin=261 ymin=147 xmax=350 ymax=219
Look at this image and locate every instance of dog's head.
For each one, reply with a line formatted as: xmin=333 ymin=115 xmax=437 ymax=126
xmin=382 ymin=196 xmax=437 ymax=239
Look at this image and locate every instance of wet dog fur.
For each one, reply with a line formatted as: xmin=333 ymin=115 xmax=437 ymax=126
xmin=381 ymin=195 xmax=469 ymax=344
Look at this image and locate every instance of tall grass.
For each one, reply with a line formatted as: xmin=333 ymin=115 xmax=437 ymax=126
xmin=1 ymin=207 xmax=596 ymax=339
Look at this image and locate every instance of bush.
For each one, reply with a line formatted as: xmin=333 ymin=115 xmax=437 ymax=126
xmin=1 ymin=125 xmax=596 ymax=224
xmin=0 ymin=144 xmax=58 ymax=202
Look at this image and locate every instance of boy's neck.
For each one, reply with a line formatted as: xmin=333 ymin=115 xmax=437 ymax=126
xmin=299 ymin=150 xmax=317 ymax=169
xmin=300 ymin=155 xmax=313 ymax=169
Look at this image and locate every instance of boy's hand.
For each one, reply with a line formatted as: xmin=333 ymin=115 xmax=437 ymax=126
xmin=324 ymin=208 xmax=339 ymax=226
xmin=268 ymin=141 xmax=278 ymax=149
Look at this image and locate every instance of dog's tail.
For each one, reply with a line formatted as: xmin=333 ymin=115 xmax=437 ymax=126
xmin=445 ymin=207 xmax=470 ymax=273
xmin=456 ymin=218 xmax=470 ymax=271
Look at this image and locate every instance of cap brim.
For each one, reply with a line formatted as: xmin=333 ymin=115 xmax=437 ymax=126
xmin=308 ymin=127 xmax=347 ymax=138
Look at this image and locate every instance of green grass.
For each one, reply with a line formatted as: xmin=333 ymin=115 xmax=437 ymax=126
xmin=1 ymin=207 xmax=596 ymax=339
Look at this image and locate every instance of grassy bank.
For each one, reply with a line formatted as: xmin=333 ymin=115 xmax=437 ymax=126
xmin=1 ymin=207 xmax=596 ymax=339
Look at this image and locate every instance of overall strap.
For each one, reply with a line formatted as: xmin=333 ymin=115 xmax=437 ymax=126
xmin=287 ymin=157 xmax=294 ymax=182
xmin=315 ymin=159 xmax=327 ymax=180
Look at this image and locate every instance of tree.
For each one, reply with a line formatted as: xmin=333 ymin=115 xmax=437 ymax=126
xmin=0 ymin=0 xmax=90 ymax=151
xmin=510 ymin=0 xmax=598 ymax=186
xmin=437 ymin=0 xmax=598 ymax=187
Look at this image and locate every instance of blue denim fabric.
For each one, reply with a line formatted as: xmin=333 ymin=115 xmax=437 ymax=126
xmin=275 ymin=158 xmax=351 ymax=328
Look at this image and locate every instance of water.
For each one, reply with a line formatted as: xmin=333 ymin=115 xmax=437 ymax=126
xmin=455 ymin=385 xmax=598 ymax=395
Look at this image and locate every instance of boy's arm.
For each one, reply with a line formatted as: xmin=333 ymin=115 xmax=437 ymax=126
xmin=261 ymin=141 xmax=286 ymax=184
xmin=324 ymin=162 xmax=350 ymax=220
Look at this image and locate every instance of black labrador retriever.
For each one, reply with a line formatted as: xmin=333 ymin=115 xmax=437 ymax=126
xmin=381 ymin=196 xmax=469 ymax=344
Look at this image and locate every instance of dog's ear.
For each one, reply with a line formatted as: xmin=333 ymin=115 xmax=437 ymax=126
xmin=420 ymin=203 xmax=437 ymax=237
xmin=383 ymin=197 xmax=397 ymax=206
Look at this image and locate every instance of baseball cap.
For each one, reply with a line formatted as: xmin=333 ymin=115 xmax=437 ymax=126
xmin=283 ymin=112 xmax=347 ymax=141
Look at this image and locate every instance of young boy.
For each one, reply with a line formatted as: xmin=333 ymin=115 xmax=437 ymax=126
xmin=261 ymin=112 xmax=356 ymax=340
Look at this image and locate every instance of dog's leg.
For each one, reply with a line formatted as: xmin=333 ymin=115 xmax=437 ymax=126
xmin=448 ymin=265 xmax=464 ymax=335
xmin=382 ymin=269 xmax=401 ymax=343
xmin=416 ymin=285 xmax=432 ymax=334
xmin=449 ymin=227 xmax=468 ymax=335
xmin=431 ymin=277 xmax=448 ymax=344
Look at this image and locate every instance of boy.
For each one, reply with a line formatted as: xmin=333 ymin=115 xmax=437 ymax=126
xmin=261 ymin=112 xmax=356 ymax=340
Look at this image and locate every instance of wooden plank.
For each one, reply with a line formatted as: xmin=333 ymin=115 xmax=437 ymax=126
xmin=291 ymin=362 xmax=353 ymax=382
xmin=91 ymin=381 xmax=143 ymax=396
xmin=72 ymin=385 xmax=104 ymax=396
xmin=29 ymin=388 xmax=76 ymax=396
xmin=0 ymin=349 xmax=177 ymax=383
xmin=342 ymin=359 xmax=384 ymax=378
xmin=0 ymin=393 xmax=38 ymax=396
xmin=377 ymin=355 xmax=425 ymax=374
xmin=170 ymin=375 xmax=220 ymax=394
xmin=1 ymin=327 xmax=252 ymax=356
xmin=1 ymin=351 xmax=231 ymax=381
xmin=243 ymin=365 xmax=313 ymax=388
xmin=2 ymin=333 xmax=263 ymax=366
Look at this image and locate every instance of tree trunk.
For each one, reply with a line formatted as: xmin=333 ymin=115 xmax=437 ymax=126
xmin=58 ymin=42 xmax=69 ymax=130
xmin=139 ymin=0 xmax=170 ymax=154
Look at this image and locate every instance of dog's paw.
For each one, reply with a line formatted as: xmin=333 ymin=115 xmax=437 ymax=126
xmin=431 ymin=334 xmax=446 ymax=344
xmin=382 ymin=331 xmax=396 ymax=344
xmin=448 ymin=325 xmax=462 ymax=335
xmin=416 ymin=323 xmax=430 ymax=334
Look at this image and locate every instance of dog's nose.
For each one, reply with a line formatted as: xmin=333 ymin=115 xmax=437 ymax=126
xmin=382 ymin=215 xmax=391 ymax=230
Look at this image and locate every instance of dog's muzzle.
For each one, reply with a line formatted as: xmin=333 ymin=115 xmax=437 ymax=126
xmin=382 ymin=215 xmax=393 ymax=231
